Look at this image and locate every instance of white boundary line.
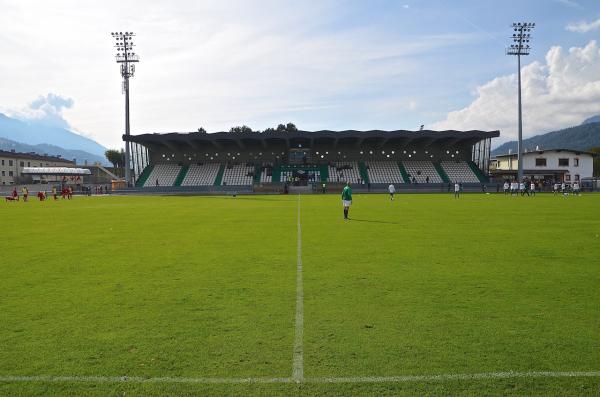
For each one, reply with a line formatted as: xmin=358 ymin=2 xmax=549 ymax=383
xmin=292 ymin=194 xmax=304 ymax=382
xmin=0 ymin=372 xmax=598 ymax=384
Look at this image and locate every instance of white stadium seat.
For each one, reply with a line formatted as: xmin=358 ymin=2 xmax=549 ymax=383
xmin=181 ymin=163 xmax=220 ymax=186
xmin=402 ymin=161 xmax=443 ymax=183
xmin=366 ymin=161 xmax=405 ymax=183
xmin=328 ymin=162 xmax=361 ymax=183
xmin=441 ymin=161 xmax=480 ymax=183
xmin=143 ymin=164 xmax=181 ymax=187
xmin=221 ymin=163 xmax=254 ymax=186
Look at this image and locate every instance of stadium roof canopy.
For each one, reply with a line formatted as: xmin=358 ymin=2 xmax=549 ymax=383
xmin=22 ymin=167 xmax=92 ymax=176
xmin=124 ymin=129 xmax=500 ymax=150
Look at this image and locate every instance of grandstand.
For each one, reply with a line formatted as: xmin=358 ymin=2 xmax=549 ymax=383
xmin=366 ymin=161 xmax=405 ymax=184
xmin=126 ymin=129 xmax=497 ymax=189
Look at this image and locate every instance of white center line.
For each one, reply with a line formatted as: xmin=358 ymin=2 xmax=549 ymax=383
xmin=292 ymin=194 xmax=304 ymax=382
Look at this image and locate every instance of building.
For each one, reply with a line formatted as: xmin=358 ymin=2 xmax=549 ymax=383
xmin=122 ymin=129 xmax=499 ymax=188
xmin=0 ymin=150 xmax=75 ymax=185
xmin=492 ymin=149 xmax=595 ymax=183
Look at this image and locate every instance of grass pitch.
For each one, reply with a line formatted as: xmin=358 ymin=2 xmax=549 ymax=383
xmin=1 ymin=193 xmax=599 ymax=396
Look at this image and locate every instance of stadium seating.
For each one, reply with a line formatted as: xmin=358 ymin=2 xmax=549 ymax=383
xmin=180 ymin=163 xmax=220 ymax=186
xmin=221 ymin=163 xmax=254 ymax=186
xmin=366 ymin=161 xmax=405 ymax=183
xmin=328 ymin=162 xmax=361 ymax=183
xmin=441 ymin=161 xmax=480 ymax=183
xmin=143 ymin=163 xmax=181 ymax=187
xmin=402 ymin=161 xmax=443 ymax=183
xmin=260 ymin=163 xmax=273 ymax=183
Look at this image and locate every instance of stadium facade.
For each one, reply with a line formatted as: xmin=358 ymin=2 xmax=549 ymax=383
xmin=124 ymin=129 xmax=499 ymax=189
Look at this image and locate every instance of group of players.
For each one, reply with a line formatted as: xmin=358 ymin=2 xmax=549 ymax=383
xmin=502 ymin=180 xmax=581 ymax=196
xmin=4 ymin=186 xmax=74 ymax=202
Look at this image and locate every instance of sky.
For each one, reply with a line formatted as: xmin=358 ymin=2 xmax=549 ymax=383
xmin=0 ymin=0 xmax=599 ymax=149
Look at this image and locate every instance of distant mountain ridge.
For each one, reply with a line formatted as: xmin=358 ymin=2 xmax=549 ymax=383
xmin=0 ymin=112 xmax=107 ymax=158
xmin=0 ymin=137 xmax=108 ymax=165
xmin=492 ymin=120 xmax=600 ymax=156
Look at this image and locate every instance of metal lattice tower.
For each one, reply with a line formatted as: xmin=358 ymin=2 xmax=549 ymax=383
xmin=506 ymin=22 xmax=535 ymax=181
xmin=111 ymin=31 xmax=140 ymax=186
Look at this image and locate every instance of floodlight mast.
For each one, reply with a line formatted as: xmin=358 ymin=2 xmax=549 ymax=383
xmin=111 ymin=31 xmax=140 ymax=186
xmin=506 ymin=22 xmax=534 ymax=181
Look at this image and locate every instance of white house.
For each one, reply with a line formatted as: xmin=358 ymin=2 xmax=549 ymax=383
xmin=492 ymin=149 xmax=595 ymax=182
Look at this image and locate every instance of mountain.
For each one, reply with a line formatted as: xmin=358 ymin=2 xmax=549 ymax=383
xmin=492 ymin=122 xmax=600 ymax=156
xmin=0 ymin=137 xmax=108 ymax=165
xmin=582 ymin=115 xmax=600 ymax=125
xmin=0 ymin=113 xmax=107 ymax=158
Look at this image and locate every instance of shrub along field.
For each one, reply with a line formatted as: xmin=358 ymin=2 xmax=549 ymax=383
xmin=1 ymin=193 xmax=598 ymax=396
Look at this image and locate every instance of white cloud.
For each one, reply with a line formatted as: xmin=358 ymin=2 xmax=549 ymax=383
xmin=432 ymin=40 xmax=600 ymax=145
xmin=5 ymin=93 xmax=74 ymax=130
xmin=0 ymin=0 xmax=480 ymax=148
xmin=555 ymin=0 xmax=582 ymax=9
xmin=566 ymin=18 xmax=600 ymax=33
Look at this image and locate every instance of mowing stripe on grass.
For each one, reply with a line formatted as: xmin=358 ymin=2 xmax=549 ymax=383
xmin=292 ymin=195 xmax=304 ymax=382
xmin=1 ymin=372 xmax=598 ymax=384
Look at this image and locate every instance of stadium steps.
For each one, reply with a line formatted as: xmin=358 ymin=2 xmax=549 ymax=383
xmin=358 ymin=162 xmax=370 ymax=184
xmin=173 ymin=165 xmax=189 ymax=187
xmin=319 ymin=164 xmax=329 ymax=182
xmin=271 ymin=164 xmax=281 ymax=183
xmin=433 ymin=163 xmax=451 ymax=183
xmin=213 ymin=164 xmax=225 ymax=186
xmin=253 ymin=164 xmax=262 ymax=184
xmin=397 ymin=162 xmax=410 ymax=183
xmin=135 ymin=165 xmax=154 ymax=187
xmin=468 ymin=161 xmax=489 ymax=183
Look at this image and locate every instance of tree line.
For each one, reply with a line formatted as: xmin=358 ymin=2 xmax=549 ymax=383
xmin=197 ymin=122 xmax=298 ymax=134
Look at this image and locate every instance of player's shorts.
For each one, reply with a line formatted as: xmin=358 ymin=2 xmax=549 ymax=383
xmin=342 ymin=200 xmax=352 ymax=207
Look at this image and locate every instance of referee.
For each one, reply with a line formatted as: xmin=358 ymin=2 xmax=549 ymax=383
xmin=341 ymin=182 xmax=352 ymax=220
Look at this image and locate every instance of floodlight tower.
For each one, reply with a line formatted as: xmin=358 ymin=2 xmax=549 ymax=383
xmin=111 ymin=31 xmax=140 ymax=186
xmin=506 ymin=22 xmax=534 ymax=181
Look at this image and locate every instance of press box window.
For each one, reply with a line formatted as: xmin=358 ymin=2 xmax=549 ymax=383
xmin=558 ymin=158 xmax=569 ymax=167
xmin=535 ymin=158 xmax=546 ymax=167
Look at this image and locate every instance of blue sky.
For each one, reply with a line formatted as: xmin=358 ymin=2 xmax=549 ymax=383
xmin=0 ymin=0 xmax=599 ymax=148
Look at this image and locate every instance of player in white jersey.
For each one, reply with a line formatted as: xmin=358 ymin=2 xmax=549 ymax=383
xmin=573 ymin=182 xmax=580 ymax=196
xmin=530 ymin=181 xmax=536 ymax=196
xmin=561 ymin=182 xmax=567 ymax=196
xmin=454 ymin=182 xmax=460 ymax=198
xmin=553 ymin=183 xmax=559 ymax=195
xmin=388 ymin=184 xmax=396 ymax=201
xmin=519 ymin=182 xmax=525 ymax=196
xmin=503 ymin=181 xmax=509 ymax=195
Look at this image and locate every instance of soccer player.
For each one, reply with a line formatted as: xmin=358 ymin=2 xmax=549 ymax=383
xmin=52 ymin=186 xmax=58 ymax=200
xmin=454 ymin=182 xmax=460 ymax=198
xmin=388 ymin=183 xmax=395 ymax=201
xmin=503 ymin=181 xmax=509 ymax=195
xmin=519 ymin=181 xmax=526 ymax=196
xmin=561 ymin=182 xmax=567 ymax=196
xmin=553 ymin=182 xmax=559 ymax=195
xmin=530 ymin=181 xmax=536 ymax=196
xmin=573 ymin=181 xmax=580 ymax=196
xmin=22 ymin=186 xmax=28 ymax=202
xmin=341 ymin=182 xmax=352 ymax=220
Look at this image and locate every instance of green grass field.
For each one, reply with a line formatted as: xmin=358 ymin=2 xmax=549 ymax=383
xmin=1 ymin=193 xmax=599 ymax=396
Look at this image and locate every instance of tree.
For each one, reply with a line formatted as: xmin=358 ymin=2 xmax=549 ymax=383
xmin=263 ymin=127 xmax=276 ymax=133
xmin=274 ymin=122 xmax=298 ymax=132
xmin=197 ymin=127 xmax=207 ymax=133
xmin=105 ymin=149 xmax=125 ymax=177
xmin=588 ymin=147 xmax=600 ymax=177
xmin=229 ymin=125 xmax=253 ymax=133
